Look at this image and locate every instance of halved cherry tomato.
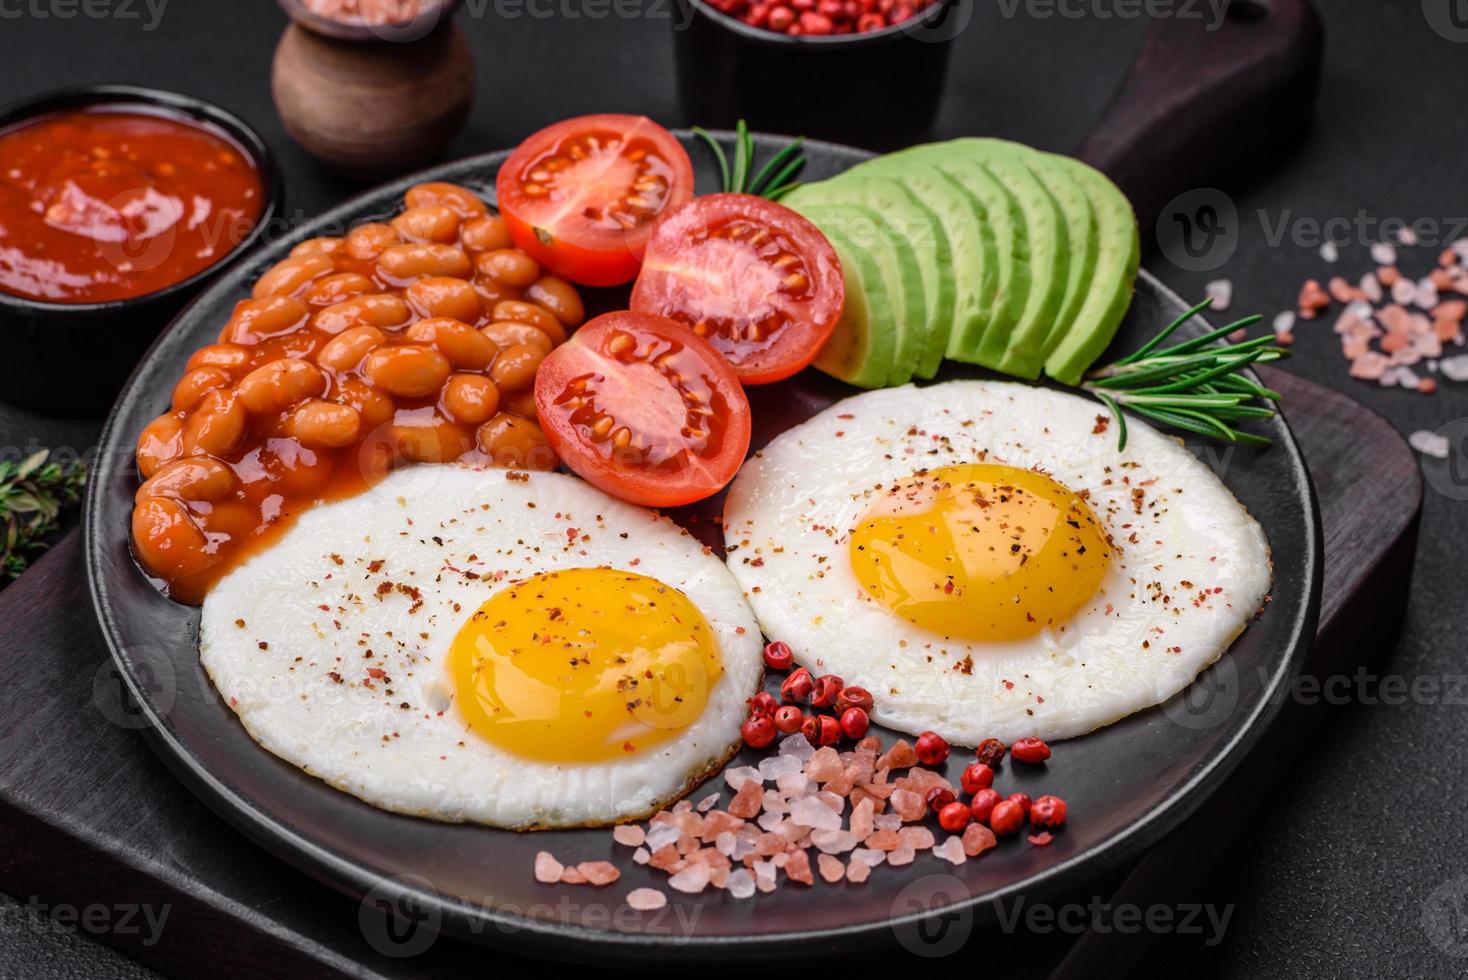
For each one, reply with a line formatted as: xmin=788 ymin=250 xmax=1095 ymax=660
xmin=496 ymin=115 xmax=695 ymax=288
xmin=534 ymin=311 xmax=751 ymax=507
xmin=630 ymin=193 xmax=844 ymax=385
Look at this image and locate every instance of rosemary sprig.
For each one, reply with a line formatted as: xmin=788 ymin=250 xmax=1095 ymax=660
xmin=1082 ymin=298 xmax=1288 ymax=451
xmin=692 ymin=120 xmax=806 ymax=199
xmin=1 ymin=449 xmax=87 ymax=583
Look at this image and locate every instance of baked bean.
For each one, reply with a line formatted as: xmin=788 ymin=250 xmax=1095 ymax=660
xmin=364 ymin=345 xmax=451 ymax=398
xmin=186 ymin=343 xmax=252 ymax=376
xmin=393 ymin=415 xmax=472 ymax=463
xmin=477 ymin=413 xmax=555 ymax=470
xmin=291 ymin=236 xmax=345 ymax=259
xmin=404 ymin=182 xmax=489 ymax=218
xmin=313 ymin=294 xmax=411 ymax=334
xmin=442 ymin=373 xmax=500 ymax=424
xmin=459 ymin=215 xmax=512 ymax=252
xmin=172 ymin=367 xmax=232 ymax=412
xmin=265 ymin=441 xmax=336 ymax=497
xmin=489 ymin=342 xmax=544 ymax=393
xmin=132 ymin=496 xmax=213 ymax=579
xmin=252 ymin=254 xmax=333 ymax=300
xmin=287 ymin=400 xmax=362 ymax=449
xmin=482 ymin=320 xmax=553 ymax=355
xmin=491 ymin=300 xmax=567 ymax=343
xmin=136 ymin=456 xmax=236 ymax=505
xmin=332 ymin=377 xmax=395 ymax=430
xmin=407 ymin=276 xmax=483 ymax=323
xmin=406 ymin=317 xmax=496 ymax=369
xmin=503 ymin=389 xmax=538 ymax=418
xmin=475 ymin=248 xmax=540 ymax=289
xmin=137 ymin=414 xmax=185 ymax=478
xmin=378 ymin=243 xmax=472 ymax=284
xmin=182 ymin=389 xmax=246 ymax=457
xmin=316 ymin=326 xmax=385 ymax=372
xmin=237 ymin=359 xmax=326 ymax=415
xmin=391 ymin=204 xmax=461 ymax=244
xmin=472 ymin=278 xmax=514 ymax=308
xmin=346 ymin=222 xmax=400 ymax=262
xmin=303 ymin=272 xmax=375 ymax=307
xmin=525 ymin=275 xmax=585 ymax=327
xmin=199 ymin=500 xmax=260 ymax=541
xmin=222 ymin=296 xmax=309 ymax=345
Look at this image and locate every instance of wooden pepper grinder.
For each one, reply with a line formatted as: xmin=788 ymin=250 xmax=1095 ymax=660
xmin=271 ymin=0 xmax=475 ymax=180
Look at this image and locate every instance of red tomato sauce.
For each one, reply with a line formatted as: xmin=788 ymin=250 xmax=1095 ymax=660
xmin=0 ymin=107 xmax=264 ymax=304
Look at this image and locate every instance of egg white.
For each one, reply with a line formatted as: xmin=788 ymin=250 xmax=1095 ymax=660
xmin=200 ymin=466 xmax=762 ymax=829
xmin=723 ymin=380 xmax=1272 ymax=744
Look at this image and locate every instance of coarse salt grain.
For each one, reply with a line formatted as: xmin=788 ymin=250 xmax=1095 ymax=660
xmin=933 ymin=836 xmax=967 ymax=865
xmin=1372 ymin=242 xmax=1398 ymax=266
xmin=1409 ymin=430 xmax=1451 ymax=458
xmin=668 ymin=863 xmax=711 ymax=894
xmin=1273 ymin=311 xmax=1296 ymax=336
xmin=626 ymin=887 xmax=668 ymax=911
xmin=727 ymin=868 xmax=756 ymax=899
xmin=612 ymin=825 xmax=645 ymax=847
xmin=534 ymin=851 xmax=563 ymax=884
xmin=723 ymin=766 xmax=761 ymax=790
xmin=818 ymin=853 xmax=844 ymax=883
xmin=1320 ymin=241 xmax=1339 ymax=263
xmin=1204 ymin=278 xmax=1233 ymax=311
xmin=778 ymin=732 xmax=815 ymax=762
xmin=696 ymin=792 xmax=720 ymax=813
xmin=645 ymin=824 xmax=681 ymax=851
xmin=790 ymin=796 xmax=843 ymax=830
xmin=633 ymin=847 xmax=651 ymax=865
xmin=1442 ymin=354 xmax=1468 ymax=380
xmin=759 ymin=753 xmax=803 ymax=781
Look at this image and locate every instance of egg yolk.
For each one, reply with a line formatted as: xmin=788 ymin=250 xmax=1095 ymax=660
xmin=849 ymin=463 xmax=1110 ymax=642
xmin=448 ymin=567 xmax=722 ymax=762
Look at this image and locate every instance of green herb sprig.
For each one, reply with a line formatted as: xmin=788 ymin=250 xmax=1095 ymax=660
xmin=692 ymin=120 xmax=806 ymax=199
xmin=1083 ymin=298 xmax=1287 ymax=451
xmin=1 ymin=450 xmax=87 ymax=583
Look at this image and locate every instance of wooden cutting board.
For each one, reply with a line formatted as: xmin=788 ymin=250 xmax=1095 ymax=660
xmin=0 ymin=367 xmax=1419 ymax=978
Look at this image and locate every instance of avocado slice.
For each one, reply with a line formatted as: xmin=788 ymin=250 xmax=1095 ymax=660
xmin=1041 ymin=155 xmax=1140 ymax=385
xmin=792 ymin=201 xmax=928 ymax=386
xmin=797 ymin=173 xmax=955 ymax=379
xmin=1016 ymin=151 xmax=1098 ymax=367
xmin=806 ymin=219 xmax=897 ymax=389
xmin=838 ymin=157 xmax=998 ymax=371
xmin=938 ymin=139 xmax=1070 ymax=379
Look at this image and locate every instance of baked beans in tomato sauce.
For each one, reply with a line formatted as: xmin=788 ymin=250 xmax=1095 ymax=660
xmin=131 ymin=181 xmax=585 ymax=604
xmin=0 ymin=107 xmax=264 ymax=303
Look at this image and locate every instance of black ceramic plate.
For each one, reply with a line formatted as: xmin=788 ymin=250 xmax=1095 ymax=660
xmin=84 ymin=134 xmax=1321 ymax=962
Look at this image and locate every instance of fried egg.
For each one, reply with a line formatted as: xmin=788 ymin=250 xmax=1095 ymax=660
xmin=723 ymin=380 xmax=1271 ymax=744
xmin=200 ymin=466 xmax=761 ymax=829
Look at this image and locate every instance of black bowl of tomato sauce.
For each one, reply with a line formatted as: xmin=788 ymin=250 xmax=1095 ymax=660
xmin=671 ymin=0 xmax=962 ymax=150
xmin=0 ymin=85 xmax=283 ymax=415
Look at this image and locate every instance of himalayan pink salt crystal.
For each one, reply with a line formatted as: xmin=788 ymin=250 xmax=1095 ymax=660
xmin=933 ymin=836 xmax=967 ymax=866
xmin=534 ymin=851 xmax=563 ymax=884
xmin=645 ymin=824 xmax=681 ymax=851
xmin=696 ymin=792 xmax=720 ymax=813
xmin=887 ymin=846 xmax=916 ymax=866
xmin=818 ymin=853 xmax=845 ymax=883
xmin=756 ymin=832 xmax=788 ymax=857
xmin=778 ymin=732 xmax=815 ymax=762
xmin=1349 ymin=351 xmax=1390 ymax=380
xmin=816 ymin=790 xmax=845 ymax=814
xmin=895 ymin=768 xmax=948 ymax=795
xmin=898 ymin=826 xmax=936 ymax=851
xmin=626 ymin=887 xmax=667 ymax=911
xmin=669 ymin=863 xmax=711 ymax=894
xmin=612 ymin=825 xmax=646 ymax=847
xmin=790 ymin=795 xmax=843 ymax=830
xmin=785 ymin=848 xmax=814 ymax=885
xmin=578 ymin=861 xmax=621 ymax=886
xmin=873 ymin=813 xmax=903 ymax=832
xmin=729 ymin=780 xmax=764 ymax=819
xmin=849 ymin=798 xmax=876 ymax=841
xmin=731 ymin=834 xmax=757 ymax=863
xmin=824 ymin=768 xmax=857 ymax=797
xmin=810 ymin=829 xmax=858 ymax=854
xmin=962 ymin=823 xmax=997 ymax=858
xmin=846 ymin=859 xmax=872 ymax=884
xmin=560 ymin=866 xmax=588 ymax=885
xmin=702 ymin=810 xmax=744 ymax=839
xmin=776 ymin=773 xmax=811 ymax=798
xmin=723 ymin=765 xmax=762 ymax=790
xmin=865 ymin=829 xmax=901 ymax=851
xmin=890 ymin=788 xmax=925 ymax=822
xmin=709 ymin=865 xmax=731 ymax=890
xmin=673 ymin=799 xmax=693 ymax=814
xmin=857 ymin=735 xmax=882 ymax=753
xmin=727 ymin=868 xmax=756 ymax=899
xmin=675 ymin=833 xmax=699 ymax=856
xmin=757 ymin=811 xmax=784 ymax=831
xmin=805 ymin=747 xmax=843 ymax=782
xmin=759 ymin=753 xmax=803 ymax=781
xmin=762 ymin=789 xmax=790 ymax=814
xmin=716 ymin=831 xmax=738 ymax=856
xmin=633 ymin=847 xmax=651 ymax=865
xmin=878 ymin=739 xmax=918 ymax=770
xmin=754 ymin=860 xmax=777 ymax=892
xmin=852 ymin=847 xmax=885 ymax=867
xmin=648 ymin=844 xmax=682 ymax=871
